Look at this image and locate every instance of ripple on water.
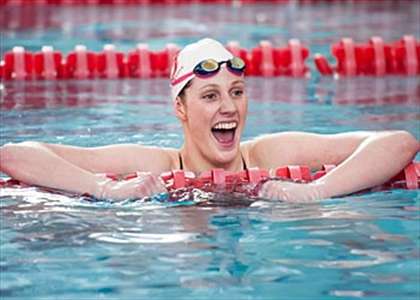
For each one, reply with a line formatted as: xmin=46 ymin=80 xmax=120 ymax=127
xmin=271 ymin=248 xmax=397 ymax=270
xmin=88 ymin=232 xmax=197 ymax=244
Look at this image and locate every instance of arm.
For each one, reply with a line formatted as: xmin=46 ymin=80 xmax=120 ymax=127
xmin=252 ymin=130 xmax=419 ymax=200
xmin=0 ymin=141 xmax=173 ymax=197
xmin=314 ymin=131 xmax=419 ymax=197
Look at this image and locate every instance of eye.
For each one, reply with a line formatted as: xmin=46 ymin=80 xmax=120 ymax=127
xmin=231 ymin=88 xmax=244 ymax=98
xmin=202 ymin=91 xmax=219 ymax=101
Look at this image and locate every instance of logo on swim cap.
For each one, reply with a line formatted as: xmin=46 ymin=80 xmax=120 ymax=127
xmin=170 ymin=54 xmax=180 ymax=82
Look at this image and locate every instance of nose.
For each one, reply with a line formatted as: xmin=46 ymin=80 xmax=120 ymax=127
xmin=219 ymin=92 xmax=237 ymax=114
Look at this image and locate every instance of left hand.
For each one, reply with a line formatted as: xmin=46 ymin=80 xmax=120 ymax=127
xmin=95 ymin=172 xmax=167 ymax=201
xmin=258 ymin=180 xmax=327 ymax=202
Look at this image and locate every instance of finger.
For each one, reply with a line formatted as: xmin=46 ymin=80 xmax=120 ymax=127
xmin=144 ymin=178 xmax=156 ymax=197
xmin=152 ymin=176 xmax=168 ymax=194
xmin=271 ymin=188 xmax=281 ymax=200
xmin=259 ymin=181 xmax=275 ymax=199
xmin=267 ymin=182 xmax=281 ymax=200
xmin=136 ymin=183 xmax=150 ymax=198
xmin=145 ymin=175 xmax=164 ymax=196
xmin=270 ymin=186 xmax=287 ymax=201
xmin=266 ymin=186 xmax=276 ymax=200
xmin=146 ymin=175 xmax=167 ymax=196
xmin=146 ymin=175 xmax=168 ymax=193
xmin=146 ymin=176 xmax=161 ymax=195
xmin=258 ymin=182 xmax=270 ymax=198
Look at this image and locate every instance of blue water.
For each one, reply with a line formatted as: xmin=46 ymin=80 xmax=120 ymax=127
xmin=1 ymin=2 xmax=420 ymax=300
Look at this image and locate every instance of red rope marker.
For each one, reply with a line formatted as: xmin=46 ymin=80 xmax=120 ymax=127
xmin=369 ymin=36 xmax=386 ymax=76
xmin=1 ymin=162 xmax=419 ymax=196
xmin=1 ymin=36 xmax=417 ymax=80
xmin=259 ymin=40 xmax=276 ymax=77
xmin=289 ymin=39 xmax=306 ymax=77
xmin=96 ymin=44 xmax=127 ymax=79
xmin=3 ymin=47 xmax=33 ymax=80
xmin=33 ymin=46 xmax=62 ymax=79
xmin=65 ymin=45 xmax=96 ymax=79
xmin=398 ymin=35 xmax=419 ymax=76
xmin=315 ymin=35 xmax=419 ymax=77
xmin=404 ymin=163 xmax=418 ymax=190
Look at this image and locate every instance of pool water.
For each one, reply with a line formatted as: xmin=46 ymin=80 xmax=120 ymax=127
xmin=1 ymin=2 xmax=420 ymax=300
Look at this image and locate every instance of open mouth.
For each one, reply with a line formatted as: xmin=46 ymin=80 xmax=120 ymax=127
xmin=211 ymin=121 xmax=237 ymax=147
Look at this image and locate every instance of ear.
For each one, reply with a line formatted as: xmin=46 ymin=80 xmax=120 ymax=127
xmin=174 ymin=97 xmax=187 ymax=121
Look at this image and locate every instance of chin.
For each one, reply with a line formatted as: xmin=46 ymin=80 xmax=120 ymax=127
xmin=212 ymin=142 xmax=241 ymax=166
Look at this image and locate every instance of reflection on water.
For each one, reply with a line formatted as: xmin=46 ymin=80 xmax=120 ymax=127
xmin=1 ymin=2 xmax=419 ymax=52
xmin=2 ymin=77 xmax=419 ymax=110
xmin=2 ymin=78 xmax=418 ymax=150
xmin=1 ymin=186 xmax=419 ymax=299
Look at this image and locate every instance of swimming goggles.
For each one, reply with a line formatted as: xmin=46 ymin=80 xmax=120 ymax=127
xmin=171 ymin=57 xmax=246 ymax=86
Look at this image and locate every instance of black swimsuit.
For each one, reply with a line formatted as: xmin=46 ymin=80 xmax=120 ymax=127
xmin=178 ymin=153 xmax=248 ymax=171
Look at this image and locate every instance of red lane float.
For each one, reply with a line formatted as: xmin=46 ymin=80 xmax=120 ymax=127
xmin=65 ymin=45 xmax=97 ymax=79
xmin=249 ymin=39 xmax=309 ymax=77
xmin=33 ymin=46 xmax=63 ymax=80
xmin=0 ymin=39 xmax=310 ymax=80
xmin=1 ymin=162 xmax=419 ymax=196
xmin=1 ymin=0 xmax=409 ymax=5
xmin=126 ymin=43 xmax=180 ymax=78
xmin=315 ymin=35 xmax=420 ymax=77
xmin=96 ymin=44 xmax=128 ymax=79
xmin=1 ymin=0 xmax=289 ymax=4
xmin=2 ymin=47 xmax=33 ymax=80
xmin=3 ymin=36 xmax=417 ymax=81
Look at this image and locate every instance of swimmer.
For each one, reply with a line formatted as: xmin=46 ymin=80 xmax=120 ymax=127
xmin=0 ymin=38 xmax=419 ymax=202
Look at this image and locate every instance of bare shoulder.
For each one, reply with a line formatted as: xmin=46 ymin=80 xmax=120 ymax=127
xmin=48 ymin=143 xmax=179 ymax=174
xmin=163 ymin=147 xmax=182 ymax=170
xmin=240 ymin=130 xmax=393 ymax=170
xmin=241 ymin=132 xmax=302 ymax=169
xmin=121 ymin=144 xmax=180 ymax=173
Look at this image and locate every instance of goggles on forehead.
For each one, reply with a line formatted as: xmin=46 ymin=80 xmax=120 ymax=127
xmin=194 ymin=57 xmax=245 ymax=77
xmin=171 ymin=56 xmax=246 ymax=86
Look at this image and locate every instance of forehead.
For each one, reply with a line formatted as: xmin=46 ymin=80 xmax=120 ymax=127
xmin=190 ymin=67 xmax=245 ymax=91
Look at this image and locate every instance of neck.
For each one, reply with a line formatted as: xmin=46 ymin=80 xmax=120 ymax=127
xmin=180 ymin=144 xmax=243 ymax=174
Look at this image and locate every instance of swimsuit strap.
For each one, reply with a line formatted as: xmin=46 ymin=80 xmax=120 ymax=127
xmin=179 ymin=152 xmax=184 ymax=170
xmin=241 ymin=152 xmax=248 ymax=171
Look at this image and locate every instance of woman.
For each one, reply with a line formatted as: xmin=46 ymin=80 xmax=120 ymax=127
xmin=0 ymin=38 xmax=418 ymax=202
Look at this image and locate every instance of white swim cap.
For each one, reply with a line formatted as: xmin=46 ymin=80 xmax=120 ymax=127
xmin=170 ymin=38 xmax=234 ymax=102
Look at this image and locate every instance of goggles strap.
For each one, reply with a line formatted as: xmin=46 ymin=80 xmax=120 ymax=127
xmin=171 ymin=71 xmax=194 ymax=86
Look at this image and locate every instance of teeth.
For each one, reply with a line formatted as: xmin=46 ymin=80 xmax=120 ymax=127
xmin=213 ymin=122 xmax=237 ymax=130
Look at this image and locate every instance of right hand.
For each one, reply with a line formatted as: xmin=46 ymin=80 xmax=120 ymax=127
xmin=94 ymin=172 xmax=167 ymax=201
xmin=258 ymin=180 xmax=327 ymax=203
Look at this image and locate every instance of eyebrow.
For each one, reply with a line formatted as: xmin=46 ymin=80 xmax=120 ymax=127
xmin=199 ymin=84 xmax=219 ymax=91
xmin=199 ymin=80 xmax=245 ymax=91
xmin=231 ymin=80 xmax=245 ymax=86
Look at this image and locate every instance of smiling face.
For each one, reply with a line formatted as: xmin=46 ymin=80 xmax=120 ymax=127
xmin=175 ymin=66 xmax=248 ymax=172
